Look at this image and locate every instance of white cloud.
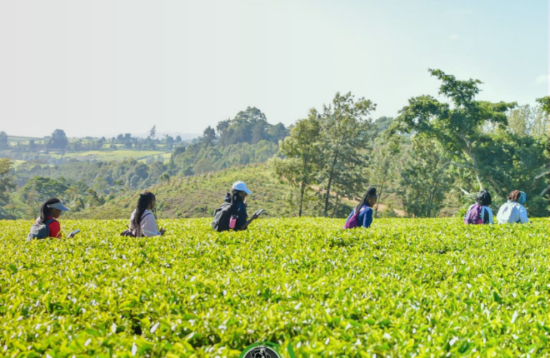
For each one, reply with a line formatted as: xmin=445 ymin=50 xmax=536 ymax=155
xmin=535 ymin=75 xmax=549 ymax=84
xmin=450 ymin=34 xmax=460 ymax=41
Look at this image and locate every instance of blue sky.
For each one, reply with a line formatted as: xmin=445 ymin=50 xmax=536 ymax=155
xmin=0 ymin=0 xmax=547 ymax=138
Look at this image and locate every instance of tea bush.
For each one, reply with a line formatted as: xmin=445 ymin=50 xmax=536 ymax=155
xmin=0 ymin=218 xmax=548 ymax=357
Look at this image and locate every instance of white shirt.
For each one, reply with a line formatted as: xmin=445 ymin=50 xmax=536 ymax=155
xmin=129 ymin=209 xmax=161 ymax=237
xmin=496 ymin=201 xmax=529 ymax=224
xmin=465 ymin=204 xmax=494 ymax=224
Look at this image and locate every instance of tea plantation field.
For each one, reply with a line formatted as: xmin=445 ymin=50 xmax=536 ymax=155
xmin=0 ymin=218 xmax=548 ymax=357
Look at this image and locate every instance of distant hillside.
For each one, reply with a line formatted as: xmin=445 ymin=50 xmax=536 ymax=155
xmin=67 ymin=162 xmax=349 ymax=220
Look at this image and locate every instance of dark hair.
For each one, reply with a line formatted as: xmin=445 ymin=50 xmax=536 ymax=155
xmin=133 ymin=192 xmax=156 ymax=228
xmin=475 ymin=190 xmax=492 ymax=206
xmin=39 ymin=198 xmax=61 ymax=223
xmin=356 ymin=187 xmax=377 ymax=213
xmin=231 ymin=189 xmax=245 ymax=203
xmin=508 ymin=190 xmax=521 ymax=202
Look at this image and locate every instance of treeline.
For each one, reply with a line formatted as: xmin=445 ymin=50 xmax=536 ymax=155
xmin=0 ymin=107 xmax=287 ymax=219
xmin=1 ymin=72 xmax=548 ymax=220
xmin=273 ymin=69 xmax=549 ymax=218
xmin=168 ymin=106 xmax=285 ymax=175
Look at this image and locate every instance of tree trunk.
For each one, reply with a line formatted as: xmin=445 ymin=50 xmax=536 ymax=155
xmin=375 ymin=181 xmax=384 ymax=218
xmin=298 ymin=180 xmax=306 ymax=217
xmin=324 ymin=155 xmax=339 ymax=217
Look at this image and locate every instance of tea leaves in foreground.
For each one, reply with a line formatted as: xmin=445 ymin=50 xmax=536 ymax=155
xmin=0 ymin=218 xmax=548 ymax=357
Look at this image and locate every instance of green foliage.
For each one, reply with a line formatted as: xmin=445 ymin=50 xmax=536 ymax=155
xmin=398 ymin=138 xmax=452 ymax=217
xmin=393 ymin=69 xmax=549 ymax=212
xmin=273 ymin=113 xmax=323 ymax=216
xmin=48 ymin=129 xmax=69 ymax=149
xmin=0 ymin=218 xmax=548 ymax=356
xmin=171 ymin=141 xmax=279 ymax=177
xmin=0 ymin=158 xmax=16 ymax=219
xmin=216 ymin=107 xmax=288 ymax=146
xmin=369 ymin=135 xmax=402 ymax=217
xmin=68 ymin=163 xmax=339 ymax=220
xmin=317 ymin=92 xmax=376 ymax=216
xmin=14 ymin=159 xmax=167 ymax=193
xmin=20 ymin=177 xmax=69 ymax=204
xmin=274 ymin=92 xmax=376 ymax=217
xmin=506 ymin=104 xmax=548 ymax=138
xmin=394 ymin=69 xmax=515 ymax=192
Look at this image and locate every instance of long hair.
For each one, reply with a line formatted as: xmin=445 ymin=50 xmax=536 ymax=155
xmin=133 ymin=192 xmax=156 ymax=228
xmin=475 ymin=190 xmax=492 ymax=206
xmin=39 ymin=198 xmax=61 ymax=223
xmin=355 ymin=187 xmax=377 ymax=214
xmin=508 ymin=190 xmax=521 ymax=202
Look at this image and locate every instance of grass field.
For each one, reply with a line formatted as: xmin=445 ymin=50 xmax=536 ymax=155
xmin=0 ymin=218 xmax=548 ymax=357
xmin=7 ymin=136 xmax=45 ymax=144
xmin=48 ymin=150 xmax=168 ymax=162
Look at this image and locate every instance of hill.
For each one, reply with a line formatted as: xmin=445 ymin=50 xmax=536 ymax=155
xmin=67 ymin=162 xmax=351 ymax=220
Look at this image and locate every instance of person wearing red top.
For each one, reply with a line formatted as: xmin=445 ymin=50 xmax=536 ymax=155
xmin=35 ymin=198 xmax=75 ymax=239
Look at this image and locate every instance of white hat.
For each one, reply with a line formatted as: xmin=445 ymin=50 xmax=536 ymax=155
xmin=232 ymin=181 xmax=251 ymax=195
xmin=47 ymin=201 xmax=70 ymax=211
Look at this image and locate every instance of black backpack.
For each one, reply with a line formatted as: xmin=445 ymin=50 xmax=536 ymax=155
xmin=212 ymin=202 xmax=233 ymax=232
xmin=28 ymin=219 xmax=55 ymax=240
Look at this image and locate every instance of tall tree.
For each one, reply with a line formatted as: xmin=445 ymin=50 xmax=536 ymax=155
xmin=20 ymin=177 xmax=69 ymax=204
xmin=273 ymin=111 xmax=322 ymax=216
xmin=49 ymin=129 xmax=69 ymax=149
xmin=201 ymin=126 xmax=217 ymax=146
xmin=149 ymin=125 xmax=156 ymax=139
xmin=318 ymin=92 xmax=376 ymax=216
xmin=392 ymin=69 xmax=516 ymax=197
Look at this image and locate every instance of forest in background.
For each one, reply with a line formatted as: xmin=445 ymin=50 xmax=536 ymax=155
xmin=0 ymin=70 xmax=548 ymax=220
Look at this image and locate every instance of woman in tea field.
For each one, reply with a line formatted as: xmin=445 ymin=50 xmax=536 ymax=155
xmin=496 ymin=190 xmax=530 ymax=224
xmin=343 ymin=187 xmax=377 ymax=229
xmin=464 ymin=190 xmax=494 ymax=224
xmin=212 ymin=181 xmax=261 ymax=231
xmin=128 ymin=191 xmax=166 ymax=237
xmin=28 ymin=198 xmax=75 ymax=239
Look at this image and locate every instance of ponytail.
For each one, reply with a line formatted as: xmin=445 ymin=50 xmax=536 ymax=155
xmin=39 ymin=198 xmax=61 ymax=223
xmin=508 ymin=190 xmax=521 ymax=202
xmin=133 ymin=192 xmax=156 ymax=229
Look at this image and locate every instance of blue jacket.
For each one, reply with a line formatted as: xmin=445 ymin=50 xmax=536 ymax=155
xmin=346 ymin=205 xmax=373 ymax=228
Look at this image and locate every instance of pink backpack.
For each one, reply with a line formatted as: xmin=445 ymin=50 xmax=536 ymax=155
xmin=343 ymin=206 xmax=366 ymax=229
xmin=464 ymin=204 xmax=483 ymax=225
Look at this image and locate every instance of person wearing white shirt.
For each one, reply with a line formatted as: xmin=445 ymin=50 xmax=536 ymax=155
xmin=496 ymin=190 xmax=529 ymax=224
xmin=129 ymin=192 xmax=166 ymax=237
xmin=464 ymin=190 xmax=494 ymax=224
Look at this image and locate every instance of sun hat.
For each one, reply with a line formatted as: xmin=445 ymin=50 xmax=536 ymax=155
xmin=518 ymin=191 xmax=527 ymax=204
xmin=47 ymin=201 xmax=70 ymax=211
xmin=232 ymin=181 xmax=251 ymax=195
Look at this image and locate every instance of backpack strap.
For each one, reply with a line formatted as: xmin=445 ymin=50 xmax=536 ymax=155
xmin=44 ymin=218 xmax=56 ymax=225
xmin=355 ymin=205 xmax=368 ymax=216
xmin=141 ymin=212 xmax=152 ymax=220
